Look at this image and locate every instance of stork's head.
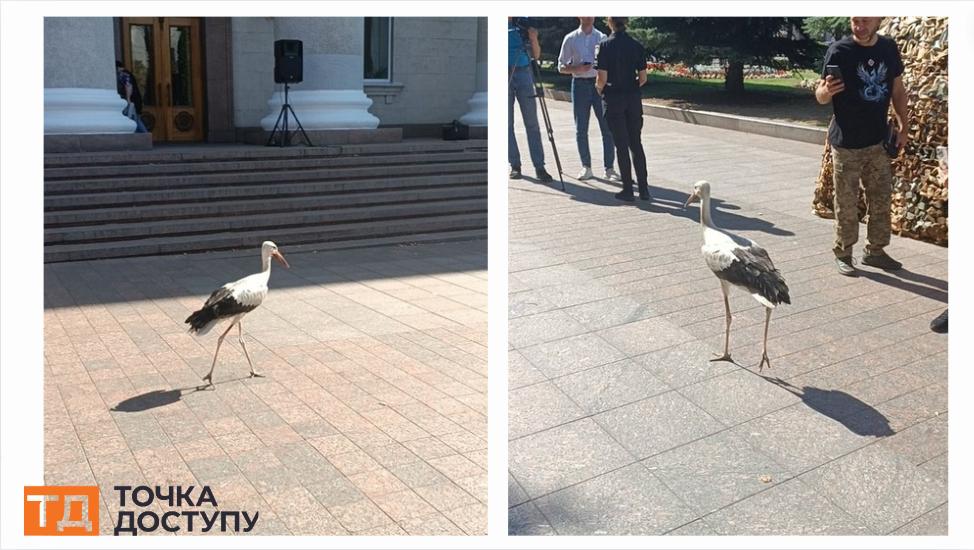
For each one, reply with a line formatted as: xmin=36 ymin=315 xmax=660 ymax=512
xmin=683 ymin=180 xmax=711 ymax=208
xmin=261 ymin=241 xmax=290 ymax=268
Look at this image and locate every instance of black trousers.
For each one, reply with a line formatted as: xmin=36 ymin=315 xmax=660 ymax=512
xmin=602 ymin=91 xmax=648 ymax=195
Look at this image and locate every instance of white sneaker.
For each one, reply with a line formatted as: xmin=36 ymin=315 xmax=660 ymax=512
xmin=604 ymin=168 xmax=620 ymax=181
xmin=577 ymin=166 xmax=594 ymax=180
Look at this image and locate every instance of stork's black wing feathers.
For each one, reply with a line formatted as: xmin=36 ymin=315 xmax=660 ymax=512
xmin=184 ymin=284 xmax=257 ymax=333
xmin=714 ymin=246 xmax=791 ymax=306
xmin=202 ymin=285 xmax=232 ymax=308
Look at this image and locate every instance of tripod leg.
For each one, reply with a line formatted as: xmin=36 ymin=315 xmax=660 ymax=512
xmin=282 ymin=101 xmax=290 ymax=147
xmin=282 ymin=83 xmax=290 ymax=147
xmin=539 ymin=98 xmax=566 ymax=191
xmin=266 ymin=105 xmax=286 ymax=146
xmin=287 ymin=104 xmax=314 ymax=147
xmin=530 ymin=60 xmax=566 ymax=191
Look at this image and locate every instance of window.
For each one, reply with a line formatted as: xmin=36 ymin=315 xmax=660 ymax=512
xmin=364 ymin=17 xmax=392 ymax=81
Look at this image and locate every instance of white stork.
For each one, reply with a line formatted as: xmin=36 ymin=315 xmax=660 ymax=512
xmin=185 ymin=241 xmax=289 ymax=385
xmin=684 ymin=181 xmax=790 ymax=370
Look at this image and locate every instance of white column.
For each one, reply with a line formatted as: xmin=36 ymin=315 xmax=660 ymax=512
xmin=459 ymin=17 xmax=488 ymax=127
xmin=260 ymin=17 xmax=379 ymax=130
xmin=44 ymin=18 xmax=135 ymax=134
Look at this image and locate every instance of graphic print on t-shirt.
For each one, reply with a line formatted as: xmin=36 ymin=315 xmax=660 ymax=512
xmin=857 ymin=60 xmax=889 ymax=103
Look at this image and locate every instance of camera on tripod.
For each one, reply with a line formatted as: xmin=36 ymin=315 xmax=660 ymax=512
xmin=508 ymin=17 xmax=566 ymax=191
xmin=511 ymin=17 xmax=541 ymax=38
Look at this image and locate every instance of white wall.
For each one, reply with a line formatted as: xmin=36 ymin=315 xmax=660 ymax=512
xmin=367 ymin=17 xmax=479 ymax=126
xmin=45 ymin=17 xmax=117 ymax=89
xmin=230 ymin=17 xmax=275 ymax=128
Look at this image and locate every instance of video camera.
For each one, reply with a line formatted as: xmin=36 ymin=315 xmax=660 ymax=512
xmin=511 ymin=16 xmax=542 ymax=39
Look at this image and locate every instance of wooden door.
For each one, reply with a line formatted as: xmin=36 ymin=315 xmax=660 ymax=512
xmin=121 ymin=17 xmax=204 ymax=141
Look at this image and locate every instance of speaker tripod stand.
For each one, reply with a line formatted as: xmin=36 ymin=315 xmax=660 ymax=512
xmin=266 ymin=82 xmax=313 ymax=147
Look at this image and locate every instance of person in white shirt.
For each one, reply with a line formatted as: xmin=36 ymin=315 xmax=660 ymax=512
xmin=559 ymin=17 xmax=619 ymax=182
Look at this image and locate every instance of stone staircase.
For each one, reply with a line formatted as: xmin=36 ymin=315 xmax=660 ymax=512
xmin=44 ymin=140 xmax=487 ymax=262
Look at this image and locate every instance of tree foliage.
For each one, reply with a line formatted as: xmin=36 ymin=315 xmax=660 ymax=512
xmin=627 ymin=27 xmax=671 ymax=60
xmin=633 ymin=17 xmax=823 ymax=92
xmin=802 ymin=17 xmax=851 ymax=42
xmin=520 ymin=17 xmax=826 ymax=94
xmin=636 ymin=17 xmax=820 ymax=68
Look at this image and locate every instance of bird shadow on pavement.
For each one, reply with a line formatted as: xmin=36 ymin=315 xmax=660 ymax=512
xmin=111 ymin=377 xmax=249 ymax=413
xmin=762 ymin=376 xmax=894 ymax=437
xmin=856 ymin=266 xmax=948 ymax=303
xmin=558 ymin=179 xmax=795 ymax=237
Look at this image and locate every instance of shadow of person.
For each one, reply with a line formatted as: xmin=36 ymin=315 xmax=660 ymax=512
xmin=652 ymin=186 xmax=795 ymax=237
xmin=857 ymin=267 xmax=948 ymax=303
xmin=762 ymin=376 xmax=894 ymax=437
xmin=559 ymin=180 xmax=796 ymax=236
xmin=558 ymin=178 xmax=629 ymax=208
xmin=509 ymin=179 xmax=579 ymax=199
xmin=517 ymin=174 xmax=562 ymax=187
xmin=892 ymin=265 xmax=948 ymax=291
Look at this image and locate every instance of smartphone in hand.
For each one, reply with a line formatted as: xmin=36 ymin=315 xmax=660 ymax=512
xmin=825 ymin=65 xmax=842 ymax=82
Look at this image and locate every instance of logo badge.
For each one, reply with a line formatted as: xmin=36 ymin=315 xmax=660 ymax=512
xmin=24 ymin=486 xmax=99 ymax=536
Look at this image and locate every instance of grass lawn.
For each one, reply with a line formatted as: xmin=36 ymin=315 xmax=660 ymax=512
xmin=537 ymin=68 xmax=831 ymax=127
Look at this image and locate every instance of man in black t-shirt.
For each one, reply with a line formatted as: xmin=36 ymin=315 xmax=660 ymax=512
xmin=595 ymin=17 xmax=649 ymax=202
xmin=816 ymin=17 xmax=909 ymax=276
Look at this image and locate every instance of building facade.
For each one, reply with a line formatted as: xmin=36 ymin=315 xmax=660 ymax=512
xmin=44 ymin=17 xmax=487 ymax=149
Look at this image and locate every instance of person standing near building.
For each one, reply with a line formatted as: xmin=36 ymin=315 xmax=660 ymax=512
xmin=559 ymin=17 xmax=619 ymax=182
xmin=595 ymin=17 xmax=649 ymax=202
xmin=508 ymin=18 xmax=552 ymax=183
xmin=116 ymin=60 xmax=148 ymax=134
xmin=816 ymin=16 xmax=908 ymax=276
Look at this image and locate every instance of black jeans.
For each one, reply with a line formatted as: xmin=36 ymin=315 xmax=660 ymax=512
xmin=602 ymin=91 xmax=648 ymax=195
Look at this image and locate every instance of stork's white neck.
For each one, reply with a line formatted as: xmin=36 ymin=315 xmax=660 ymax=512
xmin=699 ymin=193 xmax=715 ymax=229
xmin=260 ymin=254 xmax=273 ymax=275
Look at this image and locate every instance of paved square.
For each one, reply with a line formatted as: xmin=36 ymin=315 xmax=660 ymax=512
xmin=508 ymin=102 xmax=947 ymax=535
xmin=44 ymin=240 xmax=486 ymax=535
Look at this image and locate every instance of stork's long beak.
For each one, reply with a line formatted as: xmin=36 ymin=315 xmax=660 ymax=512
xmin=683 ymin=192 xmax=700 ymax=209
xmin=273 ymin=250 xmax=290 ymax=268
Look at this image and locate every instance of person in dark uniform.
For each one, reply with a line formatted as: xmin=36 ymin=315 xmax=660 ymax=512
xmin=595 ymin=17 xmax=649 ymax=202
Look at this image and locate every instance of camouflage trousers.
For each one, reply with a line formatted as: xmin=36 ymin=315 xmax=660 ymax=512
xmin=831 ymin=143 xmax=893 ymax=258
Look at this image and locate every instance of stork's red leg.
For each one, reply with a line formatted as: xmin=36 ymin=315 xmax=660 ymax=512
xmin=203 ymin=322 xmax=235 ymax=385
xmin=711 ymin=285 xmax=733 ymax=363
xmin=758 ymin=307 xmax=772 ymax=371
xmin=237 ymin=322 xmax=262 ymax=378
